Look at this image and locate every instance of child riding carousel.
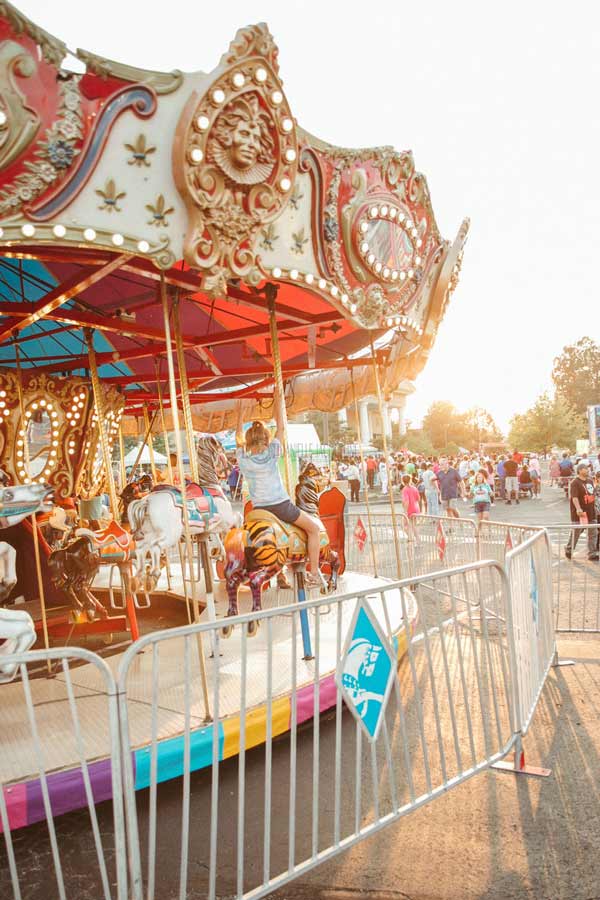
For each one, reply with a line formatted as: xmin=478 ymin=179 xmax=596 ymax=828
xmin=235 ymin=396 xmax=327 ymax=590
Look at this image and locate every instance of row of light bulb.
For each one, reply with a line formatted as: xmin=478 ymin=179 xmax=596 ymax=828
xmin=1 ymin=222 xmax=153 ymax=254
xmin=269 ymin=266 xmax=357 ymax=314
xmin=384 ymin=313 xmax=423 ymax=335
xmin=16 ymin=402 xmax=60 ymax=482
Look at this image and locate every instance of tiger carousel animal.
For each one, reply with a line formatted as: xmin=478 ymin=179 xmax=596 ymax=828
xmin=127 ymin=436 xmax=240 ymax=592
xmin=222 ymin=461 xmax=342 ymax=637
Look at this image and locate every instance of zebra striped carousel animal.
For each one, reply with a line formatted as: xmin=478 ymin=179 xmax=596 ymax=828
xmin=127 ymin=436 xmax=240 ymax=594
xmin=222 ymin=461 xmax=342 ymax=637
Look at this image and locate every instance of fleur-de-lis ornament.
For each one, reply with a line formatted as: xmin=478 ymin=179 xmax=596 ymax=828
xmin=125 ymin=134 xmax=157 ymax=167
xmin=96 ymin=178 xmax=126 ymax=213
xmin=146 ymin=194 xmax=175 ymax=227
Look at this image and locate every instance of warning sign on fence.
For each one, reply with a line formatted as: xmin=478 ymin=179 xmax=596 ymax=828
xmin=354 ymin=517 xmax=367 ymax=552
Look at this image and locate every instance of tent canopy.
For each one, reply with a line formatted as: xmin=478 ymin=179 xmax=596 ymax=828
xmin=123 ymin=444 xmax=168 ymax=466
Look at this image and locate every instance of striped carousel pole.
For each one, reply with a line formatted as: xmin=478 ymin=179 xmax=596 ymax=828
xmin=266 ymin=282 xmax=293 ymax=494
xmin=266 ymin=283 xmax=312 ymax=658
xmin=369 ymin=336 xmax=404 ymax=579
xmin=160 ymin=275 xmax=211 ymax=720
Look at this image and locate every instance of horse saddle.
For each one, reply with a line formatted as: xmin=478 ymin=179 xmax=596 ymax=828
xmin=244 ymin=509 xmax=329 ymax=556
xmin=76 ymin=519 xmax=132 ymax=552
xmin=153 ymin=484 xmax=218 ymax=526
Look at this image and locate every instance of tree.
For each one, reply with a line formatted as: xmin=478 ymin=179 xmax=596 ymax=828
xmin=552 ymin=338 xmax=600 ymax=419
xmin=422 ymin=401 xmax=503 ymax=451
xmin=508 ymin=393 xmax=582 ymax=455
xmin=422 ymin=401 xmax=460 ymax=449
xmin=401 ymin=429 xmax=435 ymax=456
xmin=462 ymin=407 xmax=503 ymax=446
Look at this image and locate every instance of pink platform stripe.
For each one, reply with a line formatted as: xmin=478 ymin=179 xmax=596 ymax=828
xmin=295 ymin=673 xmax=337 ymax=726
xmin=0 ymin=783 xmax=27 ymax=833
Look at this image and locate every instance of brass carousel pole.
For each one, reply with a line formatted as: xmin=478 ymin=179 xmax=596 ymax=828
xmin=118 ymin=423 xmax=126 ymax=491
xmin=143 ymin=405 xmax=157 ymax=483
xmin=369 ymin=337 xmax=403 ymax=579
xmin=266 ymin=283 xmax=293 ymax=494
xmin=173 ymin=294 xmax=199 ymax=484
xmin=84 ymin=330 xmax=119 ymax=521
xmin=160 ymin=274 xmax=211 ymax=720
xmin=85 ymin=329 xmax=140 ymax=641
xmin=154 ymin=359 xmax=174 ymax=484
xmin=14 ymin=343 xmax=51 ymax=668
xmin=349 ymin=367 xmax=378 ymax=577
xmin=173 ymin=293 xmax=218 ymax=630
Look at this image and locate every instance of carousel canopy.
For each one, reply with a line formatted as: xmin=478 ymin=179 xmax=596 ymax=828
xmin=0 ymin=2 xmax=468 ymax=434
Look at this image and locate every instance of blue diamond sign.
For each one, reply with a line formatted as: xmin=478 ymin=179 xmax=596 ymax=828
xmin=337 ymin=598 xmax=396 ymax=742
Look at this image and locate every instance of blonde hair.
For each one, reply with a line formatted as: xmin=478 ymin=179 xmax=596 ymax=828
xmin=245 ymin=420 xmax=271 ymax=453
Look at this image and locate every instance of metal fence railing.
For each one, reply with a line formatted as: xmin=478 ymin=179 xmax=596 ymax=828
xmin=478 ymin=521 xmax=543 ymax=566
xmin=506 ymin=531 xmax=555 ymax=735
xmin=1 ymin=534 xmax=559 ymax=899
xmin=0 ymin=648 xmax=127 ymax=900
xmin=544 ymin=524 xmax=600 ymax=633
xmin=116 ymin=561 xmax=522 ymax=900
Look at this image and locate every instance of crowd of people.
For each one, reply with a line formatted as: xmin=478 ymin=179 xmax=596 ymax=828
xmin=336 ymin=450 xmax=544 ymax=523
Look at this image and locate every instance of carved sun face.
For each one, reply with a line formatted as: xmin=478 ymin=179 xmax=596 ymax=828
xmin=231 ymin=120 xmax=263 ymax=170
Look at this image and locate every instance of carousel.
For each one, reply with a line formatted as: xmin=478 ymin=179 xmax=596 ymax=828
xmin=0 ymin=2 xmax=467 ymax=828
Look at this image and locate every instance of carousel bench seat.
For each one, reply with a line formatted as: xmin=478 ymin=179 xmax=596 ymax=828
xmin=244 ymin=508 xmax=329 ymax=555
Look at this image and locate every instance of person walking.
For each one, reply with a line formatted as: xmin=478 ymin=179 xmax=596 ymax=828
xmin=345 ymin=458 xmax=361 ymax=502
xmin=400 ymin=474 xmax=421 ymax=518
xmin=379 ymin=458 xmax=389 ymax=495
xmin=366 ymin=455 xmax=377 ymax=489
xmin=503 ymin=456 xmax=519 ymax=505
xmin=421 ymin=461 xmax=440 ymax=515
xmin=549 ymin=455 xmax=561 ymax=486
xmin=472 ymin=471 xmax=494 ymax=524
xmin=496 ymin=456 xmax=506 ymax=500
xmin=565 ymin=462 xmax=598 ymax=560
xmin=437 ymin=456 xmax=463 ymax=519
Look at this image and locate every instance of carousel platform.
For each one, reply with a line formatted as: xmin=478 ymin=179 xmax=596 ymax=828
xmin=0 ymin=571 xmax=416 ymax=832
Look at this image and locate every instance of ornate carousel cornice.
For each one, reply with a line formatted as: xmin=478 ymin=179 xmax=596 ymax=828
xmin=0 ymin=1 xmax=467 ymax=336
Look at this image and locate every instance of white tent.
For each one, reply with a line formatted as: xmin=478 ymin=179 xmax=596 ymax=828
xmin=123 ymin=444 xmax=168 ymax=466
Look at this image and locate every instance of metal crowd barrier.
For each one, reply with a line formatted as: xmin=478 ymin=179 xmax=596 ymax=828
xmin=0 ymin=528 xmax=559 ymax=899
xmin=0 ymin=647 xmax=127 ymax=900
xmin=544 ymin=524 xmax=600 ymax=633
xmin=345 ymin=512 xmax=480 ymax=582
xmin=114 ymin=561 xmax=529 ymax=900
xmin=505 ymin=531 xmax=555 ymax=735
xmin=478 ymin=521 xmax=542 ymax=565
xmin=344 ymin=511 xmax=412 ymax=580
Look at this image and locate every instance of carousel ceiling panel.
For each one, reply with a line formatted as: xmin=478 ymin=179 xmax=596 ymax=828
xmin=0 ymin=2 xmax=467 ymax=351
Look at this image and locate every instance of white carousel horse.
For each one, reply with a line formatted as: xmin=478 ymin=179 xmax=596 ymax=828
xmin=0 ymin=485 xmax=54 ymax=682
xmin=0 ymin=606 xmax=35 ymax=683
xmin=127 ymin=436 xmax=240 ymax=592
xmin=0 ymin=482 xmax=54 ymax=528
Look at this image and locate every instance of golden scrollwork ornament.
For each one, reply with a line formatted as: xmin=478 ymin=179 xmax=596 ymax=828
xmin=173 ymin=24 xmax=298 ymax=297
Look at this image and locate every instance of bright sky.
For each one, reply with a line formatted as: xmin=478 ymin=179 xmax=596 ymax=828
xmin=17 ymin=0 xmax=600 ymax=433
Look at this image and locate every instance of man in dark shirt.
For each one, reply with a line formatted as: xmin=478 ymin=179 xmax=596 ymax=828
xmin=566 ymin=462 xmax=598 ymax=560
xmin=437 ymin=456 xmax=463 ymax=519
xmin=503 ymin=457 xmax=519 ymax=505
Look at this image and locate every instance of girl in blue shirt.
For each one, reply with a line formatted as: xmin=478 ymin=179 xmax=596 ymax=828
xmin=236 ymin=398 xmax=326 ymax=588
xmin=472 ymin=471 xmax=493 ymax=523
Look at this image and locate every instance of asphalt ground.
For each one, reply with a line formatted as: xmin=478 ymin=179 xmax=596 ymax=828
xmin=3 ymin=480 xmax=599 ymax=900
